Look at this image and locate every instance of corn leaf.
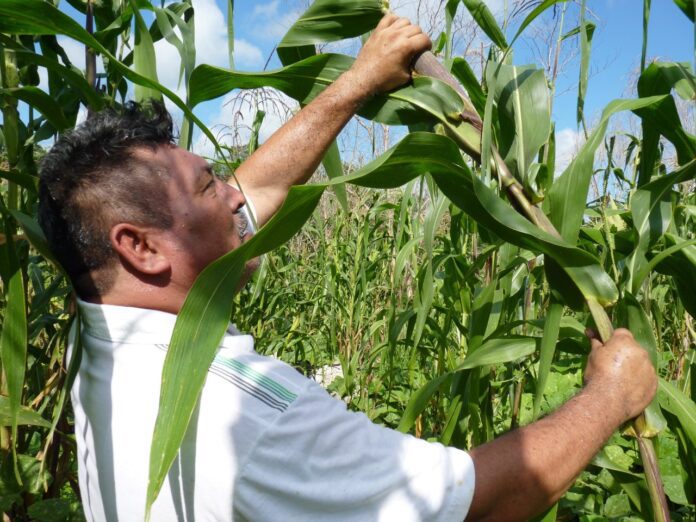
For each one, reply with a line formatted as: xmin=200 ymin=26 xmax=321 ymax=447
xmin=227 ymin=0 xmax=234 ymax=68
xmin=627 ymin=158 xmax=696 ymax=293
xmin=0 ymin=397 xmax=50 ymax=428
xmin=450 ymin=57 xmax=485 ymax=115
xmin=456 ymin=335 xmax=538 ymax=370
xmin=278 ymin=0 xmax=383 ymax=48
xmin=656 ymin=234 xmax=696 ymax=318
xmin=0 ymin=0 xmax=218 ymax=151
xmin=533 ymin=301 xmax=563 ymax=419
xmin=672 ymin=0 xmax=695 ymax=21
xmin=0 ymin=216 xmax=27 ymax=483
xmin=152 ymin=131 xmax=619 ymax=508
xmin=462 ymin=0 xmax=508 ymax=50
xmin=131 ymin=0 xmax=162 ymax=102
xmin=6 ymin=48 xmax=105 ymax=110
xmin=547 ymin=96 xmax=670 ymax=243
xmin=0 ymin=86 xmax=70 ymax=130
xmin=657 ymin=379 xmax=696 ymax=446
xmin=146 ymin=184 xmax=326 ymax=516
xmin=493 ymin=64 xmax=551 ymax=186
xmin=576 ymin=2 xmax=593 ymax=128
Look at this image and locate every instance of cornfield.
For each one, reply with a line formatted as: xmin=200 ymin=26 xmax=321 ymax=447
xmin=0 ymin=0 xmax=694 ymax=520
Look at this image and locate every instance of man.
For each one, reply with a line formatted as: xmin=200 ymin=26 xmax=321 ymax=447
xmin=38 ymin=13 xmax=656 ymax=522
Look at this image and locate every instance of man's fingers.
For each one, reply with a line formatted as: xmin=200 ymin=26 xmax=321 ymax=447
xmin=408 ymin=33 xmax=432 ymax=53
xmin=590 ymin=338 xmax=603 ymax=351
xmin=390 ymin=17 xmax=413 ymax=30
xmin=376 ymin=12 xmax=399 ymax=29
xmin=398 ymin=24 xmax=425 ymax=38
xmin=585 ymin=328 xmax=603 ymax=351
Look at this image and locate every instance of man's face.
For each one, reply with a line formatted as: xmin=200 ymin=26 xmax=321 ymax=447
xmin=146 ymin=145 xmax=255 ymax=287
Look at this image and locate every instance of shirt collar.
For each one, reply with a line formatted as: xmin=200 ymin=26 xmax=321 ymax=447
xmin=77 ymin=299 xmax=247 ymax=346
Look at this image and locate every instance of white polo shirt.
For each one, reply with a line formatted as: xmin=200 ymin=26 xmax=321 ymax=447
xmin=71 ymin=300 xmax=475 ymax=521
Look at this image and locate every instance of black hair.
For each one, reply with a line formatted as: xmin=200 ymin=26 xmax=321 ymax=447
xmin=38 ymin=101 xmax=176 ymax=297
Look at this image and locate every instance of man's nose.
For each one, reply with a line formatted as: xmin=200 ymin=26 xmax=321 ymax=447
xmin=225 ymin=182 xmax=247 ymax=212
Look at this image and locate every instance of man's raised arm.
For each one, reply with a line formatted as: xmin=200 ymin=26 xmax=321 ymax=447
xmin=231 ymin=14 xmax=431 ymax=227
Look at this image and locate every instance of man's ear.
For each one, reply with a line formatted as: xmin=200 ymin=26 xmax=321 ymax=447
xmin=110 ymin=223 xmax=170 ymax=275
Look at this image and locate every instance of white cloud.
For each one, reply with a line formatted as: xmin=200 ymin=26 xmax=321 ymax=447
xmin=253 ymin=0 xmax=280 ymax=18
xmin=233 ymin=39 xmax=264 ymax=68
xmin=555 ymin=127 xmax=585 ymax=174
xmin=154 ymin=0 xmax=263 ymax=92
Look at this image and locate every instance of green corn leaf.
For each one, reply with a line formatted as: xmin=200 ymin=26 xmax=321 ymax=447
xmin=656 ymin=234 xmax=696 ymax=318
xmin=0 ymin=396 xmax=50 ymax=428
xmin=345 ymin=132 xmax=618 ymax=306
xmin=247 ymin=109 xmax=265 ymax=155
xmin=397 ymin=373 xmax=450 ymax=433
xmin=456 ymin=335 xmax=538 ymax=370
xmin=322 ymin=141 xmax=349 ymax=212
xmin=5 ymin=48 xmax=105 ymax=110
xmin=533 ymin=301 xmax=563 ymax=419
xmin=508 ymin=0 xmax=568 ymax=49
xmin=0 ymin=86 xmax=70 ymax=130
xmin=227 ymin=0 xmax=234 ymax=68
xmin=561 ymin=21 xmax=596 ymax=41
xmin=0 ymin=217 xmax=28 ymax=484
xmin=278 ymin=0 xmax=384 ymax=49
xmin=493 ymin=64 xmax=551 ymax=188
xmin=468 ymin=276 xmax=498 ymax=352
xmin=462 ymin=0 xmax=508 ymax=50
xmin=641 ymin=0 xmax=651 ymax=72
xmin=189 ymin=54 xmax=449 ymax=126
xmin=576 ymin=3 xmax=593 ymax=129
xmin=658 ymin=378 xmax=696 ymax=446
xmin=9 ymin=211 xmax=61 ymax=270
xmin=0 ymin=169 xmax=37 ymax=193
xmin=131 ymin=0 xmax=162 ymax=102
xmin=672 ymin=0 xmax=695 ymax=21
xmin=635 ymin=64 xmax=696 ymax=186
xmin=0 ymin=0 xmax=219 ymax=151
xmin=146 ymin=184 xmax=326 ymax=516
xmin=450 ymin=57 xmax=485 ymax=115
xmin=413 ymin=194 xmax=449 ymax=347
xmin=547 ymin=96 xmax=670 ymax=244
xmin=626 ymin=158 xmax=696 ymax=293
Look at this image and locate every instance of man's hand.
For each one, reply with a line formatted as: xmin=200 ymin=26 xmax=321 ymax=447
xmin=584 ymin=328 xmax=657 ymax=423
xmin=346 ymin=14 xmax=432 ymax=98
xmin=234 ymin=14 xmax=431 ymax=228
xmin=466 ymin=328 xmax=658 ymax=521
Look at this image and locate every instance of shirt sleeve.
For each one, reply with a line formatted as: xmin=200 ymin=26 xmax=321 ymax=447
xmin=234 ymin=378 xmax=475 ymax=522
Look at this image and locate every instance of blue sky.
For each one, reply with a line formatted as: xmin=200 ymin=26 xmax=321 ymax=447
xmin=21 ymin=0 xmax=696 ymax=165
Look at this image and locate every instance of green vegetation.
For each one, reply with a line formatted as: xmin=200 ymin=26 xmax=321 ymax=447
xmin=0 ymin=0 xmax=694 ymax=520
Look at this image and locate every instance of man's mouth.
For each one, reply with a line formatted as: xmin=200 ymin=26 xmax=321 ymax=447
xmin=235 ymin=207 xmax=252 ymax=241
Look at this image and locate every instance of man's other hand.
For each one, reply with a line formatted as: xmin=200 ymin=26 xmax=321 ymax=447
xmin=348 ymin=13 xmax=431 ymax=98
xmin=584 ymin=328 xmax=657 ymax=423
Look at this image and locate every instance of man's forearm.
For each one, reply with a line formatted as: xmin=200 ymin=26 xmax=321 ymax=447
xmin=232 ymin=69 xmax=371 ymax=226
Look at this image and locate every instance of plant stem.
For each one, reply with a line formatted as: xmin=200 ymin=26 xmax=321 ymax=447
xmin=637 ymin=435 xmax=671 ymax=522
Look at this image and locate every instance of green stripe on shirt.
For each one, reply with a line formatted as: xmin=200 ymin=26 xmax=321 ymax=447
xmin=213 ymin=355 xmax=297 ymax=403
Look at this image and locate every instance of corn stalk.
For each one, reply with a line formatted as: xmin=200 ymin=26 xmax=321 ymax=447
xmin=412 ymin=48 xmax=671 ymax=522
